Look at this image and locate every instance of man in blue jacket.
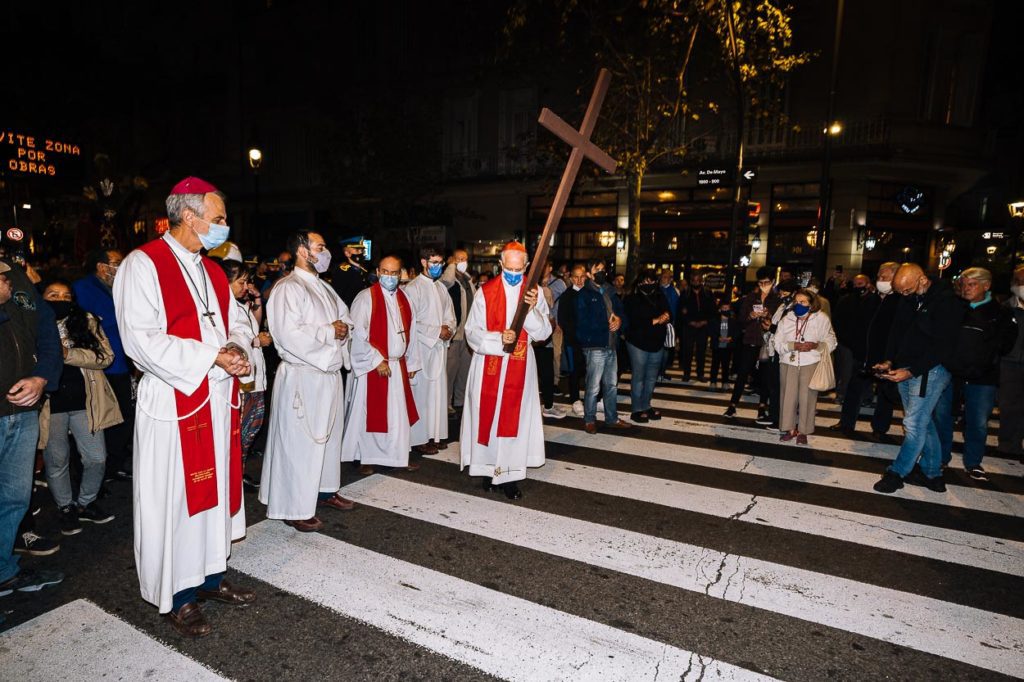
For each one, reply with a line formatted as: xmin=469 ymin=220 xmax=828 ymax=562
xmin=576 ymin=260 xmax=632 ymax=434
xmin=74 ymin=248 xmax=133 ymax=480
xmin=0 ymin=258 xmax=64 ymax=598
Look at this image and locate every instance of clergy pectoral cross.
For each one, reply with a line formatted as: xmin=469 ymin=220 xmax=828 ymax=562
xmin=503 ymin=68 xmax=618 ymax=353
xmin=201 ymin=310 xmax=217 ymax=326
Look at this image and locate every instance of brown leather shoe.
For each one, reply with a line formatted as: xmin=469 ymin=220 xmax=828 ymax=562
xmin=164 ymin=602 xmax=212 ymax=638
xmin=197 ymin=579 xmax=257 ymax=606
xmin=319 ymin=494 xmax=356 ymax=511
xmin=406 ymin=461 xmax=421 ymax=472
xmin=359 ymin=464 xmax=375 ymax=475
xmin=412 ymin=442 xmax=439 ymax=455
xmin=584 ymin=422 xmax=597 ymax=434
xmin=604 ymin=420 xmax=634 ymax=430
xmin=284 ymin=517 xmax=323 ymax=532
xmin=435 ymin=440 xmax=448 ymax=450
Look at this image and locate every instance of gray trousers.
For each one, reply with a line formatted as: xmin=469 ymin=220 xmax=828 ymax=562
xmin=780 ymin=362 xmax=820 ymax=434
xmin=447 ymin=337 xmax=472 ymax=408
xmin=43 ymin=410 xmax=108 ymax=508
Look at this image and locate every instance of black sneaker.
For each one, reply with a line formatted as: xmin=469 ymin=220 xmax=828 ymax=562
xmin=966 ymin=466 xmax=988 ymax=481
xmin=58 ymin=505 xmax=82 ymax=536
xmin=78 ymin=502 xmax=115 ymax=524
xmin=630 ymin=411 xmax=649 ymax=424
xmin=755 ymin=411 xmax=772 ymax=426
xmin=13 ymin=531 xmax=60 ymax=556
xmin=0 ymin=568 xmax=64 ymax=597
xmin=723 ymin=405 xmax=737 ymax=419
xmin=873 ymin=470 xmax=904 ymax=494
xmin=905 ymin=465 xmax=947 ymax=493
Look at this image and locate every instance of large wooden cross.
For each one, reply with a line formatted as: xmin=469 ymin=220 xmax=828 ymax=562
xmin=503 ymin=68 xmax=618 ymax=353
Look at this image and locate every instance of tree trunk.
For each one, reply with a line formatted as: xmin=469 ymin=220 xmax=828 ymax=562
xmin=626 ymin=170 xmax=644 ymax=283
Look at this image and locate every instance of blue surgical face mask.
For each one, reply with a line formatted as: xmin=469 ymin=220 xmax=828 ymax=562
xmin=503 ymin=269 xmax=523 ymax=287
xmin=793 ymin=303 xmax=810 ymax=317
xmin=195 ymin=218 xmax=230 ymax=250
xmin=427 ymin=262 xmax=444 ymax=279
xmin=379 ymin=274 xmax=399 ymax=292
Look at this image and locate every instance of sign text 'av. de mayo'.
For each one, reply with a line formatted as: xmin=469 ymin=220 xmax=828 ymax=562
xmin=1 ymin=130 xmax=81 ymax=177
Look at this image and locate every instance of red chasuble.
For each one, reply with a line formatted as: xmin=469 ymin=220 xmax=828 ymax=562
xmin=138 ymin=239 xmax=242 ymax=517
xmin=366 ymin=283 xmax=419 ymax=433
xmin=477 ymin=277 xmax=529 ymax=446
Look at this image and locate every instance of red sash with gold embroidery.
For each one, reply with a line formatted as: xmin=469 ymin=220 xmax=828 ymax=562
xmin=139 ymin=239 xmax=242 ymax=517
xmin=366 ymin=283 xmax=419 ymax=433
xmin=477 ymin=277 xmax=529 ymax=446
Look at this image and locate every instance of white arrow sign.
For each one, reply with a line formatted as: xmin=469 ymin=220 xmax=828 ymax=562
xmin=743 ymin=170 xmax=756 ymax=181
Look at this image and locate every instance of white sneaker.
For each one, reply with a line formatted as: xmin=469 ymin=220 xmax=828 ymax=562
xmin=542 ymin=405 xmax=567 ymax=419
xmin=571 ymin=400 xmax=585 ymax=417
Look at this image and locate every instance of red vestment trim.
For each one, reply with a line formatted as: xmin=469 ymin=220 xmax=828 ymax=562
xmin=477 ymin=278 xmax=529 ymax=446
xmin=366 ymin=284 xmax=419 ymax=433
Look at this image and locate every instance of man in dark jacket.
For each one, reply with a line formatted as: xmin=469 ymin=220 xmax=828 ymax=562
xmin=0 ymin=259 xmax=64 ymax=597
xmin=557 ymin=265 xmax=588 ymax=403
xmin=74 ymin=248 xmax=134 ymax=480
xmin=939 ymin=267 xmax=1017 ymax=479
xmin=725 ymin=267 xmax=780 ymax=421
xmin=835 ymin=262 xmax=901 ymax=441
xmin=873 ymin=264 xmax=965 ymax=494
xmin=999 ymin=265 xmax=1024 ymax=461
xmin=676 ymin=271 xmax=716 ymax=382
xmin=573 ymin=260 xmax=631 ymax=434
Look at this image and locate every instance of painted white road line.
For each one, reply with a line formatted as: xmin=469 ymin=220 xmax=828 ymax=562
xmin=342 ymin=475 xmax=1024 ymax=679
xmin=231 ymin=520 xmax=775 ymax=682
xmin=610 ymin=414 xmax=1021 ymax=477
xmin=429 ymin=447 xmax=1024 ymax=576
xmin=0 ymin=599 xmax=227 ymax=681
xmin=542 ymin=425 xmax=1024 ymax=518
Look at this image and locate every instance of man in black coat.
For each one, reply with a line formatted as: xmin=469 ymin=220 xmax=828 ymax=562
xmin=835 ymin=263 xmax=901 ymax=441
xmin=676 ymin=271 xmax=716 ymax=382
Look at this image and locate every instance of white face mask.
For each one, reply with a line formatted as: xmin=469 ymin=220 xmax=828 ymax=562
xmin=456 ymin=261 xmax=468 ymax=273
xmin=1012 ymin=284 xmax=1024 ymax=301
xmin=572 ymin=283 xmax=583 ymax=291
xmin=876 ymin=280 xmax=892 ymax=294
xmin=309 ymin=248 xmax=331 ymax=274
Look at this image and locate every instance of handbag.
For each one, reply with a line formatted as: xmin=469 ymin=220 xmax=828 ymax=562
xmin=663 ymin=323 xmax=676 ymax=349
xmin=809 ymin=343 xmax=836 ymax=392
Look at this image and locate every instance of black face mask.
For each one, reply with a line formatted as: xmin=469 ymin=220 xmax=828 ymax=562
xmin=49 ymin=301 xmax=73 ymax=320
xmin=856 ymin=287 xmax=868 ymax=295
xmin=593 ymin=271 xmax=608 ymax=286
xmin=638 ymin=283 xmax=657 ymax=295
xmin=720 ymin=309 xmax=731 ymax=316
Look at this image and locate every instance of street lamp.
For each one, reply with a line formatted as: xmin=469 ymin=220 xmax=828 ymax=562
xmin=823 ymin=122 xmax=843 ymax=135
xmin=864 ymin=234 xmax=877 ymax=251
xmin=750 ymin=233 xmax=762 ymax=251
xmin=1008 ymin=201 xmax=1024 ymax=219
xmin=248 ymin=147 xmax=263 ymax=171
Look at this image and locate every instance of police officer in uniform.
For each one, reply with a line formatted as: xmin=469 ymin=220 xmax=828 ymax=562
xmin=330 ymin=236 xmax=372 ymax=308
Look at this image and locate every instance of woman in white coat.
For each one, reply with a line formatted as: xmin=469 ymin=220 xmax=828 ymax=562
xmin=773 ymin=289 xmax=837 ymax=445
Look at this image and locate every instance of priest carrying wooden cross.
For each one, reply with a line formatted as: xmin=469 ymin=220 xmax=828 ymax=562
xmin=460 ymin=69 xmax=617 ymax=500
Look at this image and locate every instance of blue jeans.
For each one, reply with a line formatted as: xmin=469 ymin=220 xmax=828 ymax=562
xmin=890 ymin=366 xmax=952 ymax=479
xmin=627 ymin=344 xmax=662 ymax=413
xmin=584 ymin=347 xmax=618 ymax=424
xmin=43 ymin=410 xmax=109 ymax=508
xmin=941 ymin=383 xmax=997 ymax=469
xmin=0 ymin=411 xmax=40 ymax=583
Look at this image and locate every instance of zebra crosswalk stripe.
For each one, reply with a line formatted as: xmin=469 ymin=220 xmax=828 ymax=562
xmin=425 ymin=447 xmax=1024 ymax=576
xmin=337 ymin=475 xmax=1024 ymax=678
xmin=0 ymin=599 xmax=227 ymax=680
xmin=229 ymin=519 xmax=777 ymax=682
xmin=543 ymin=425 xmax=1024 ymax=517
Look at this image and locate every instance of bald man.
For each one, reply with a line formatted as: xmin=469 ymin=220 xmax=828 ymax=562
xmin=872 ymin=263 xmax=964 ymax=494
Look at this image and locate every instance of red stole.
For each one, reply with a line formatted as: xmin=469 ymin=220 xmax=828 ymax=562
xmin=366 ymin=283 xmax=419 ymax=433
xmin=139 ymin=239 xmax=242 ymax=518
xmin=477 ymin=278 xmax=529 ymax=446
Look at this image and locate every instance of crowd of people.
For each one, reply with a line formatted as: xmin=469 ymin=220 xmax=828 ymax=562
xmin=1 ymin=176 xmax=1021 ymax=636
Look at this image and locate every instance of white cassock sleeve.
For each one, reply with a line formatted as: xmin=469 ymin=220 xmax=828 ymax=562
xmin=405 ymin=305 xmax=423 ymax=374
xmin=465 ymin=289 xmax=505 ymax=357
xmin=267 ymin=280 xmax=341 ymax=373
xmin=405 ymin=280 xmax=441 ymax=350
xmin=523 ymin=287 xmax=552 ymax=342
xmin=113 ymin=251 xmax=219 ymax=395
xmin=348 ymin=291 xmax=385 ymax=379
